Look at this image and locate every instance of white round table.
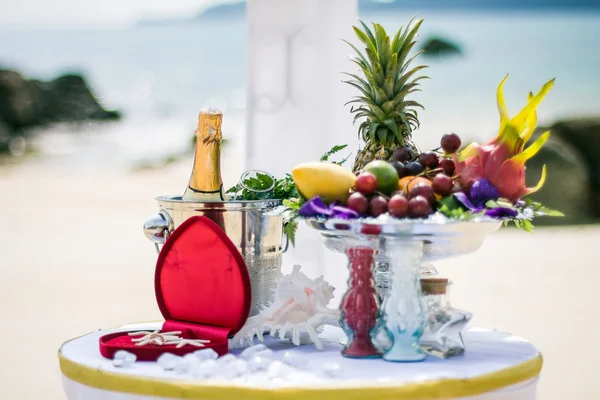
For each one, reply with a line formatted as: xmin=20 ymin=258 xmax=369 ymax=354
xmin=59 ymin=322 xmax=542 ymax=400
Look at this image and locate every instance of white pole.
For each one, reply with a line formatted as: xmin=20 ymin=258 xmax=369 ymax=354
xmin=246 ymin=0 xmax=359 ymax=293
xmin=246 ymin=0 xmax=359 ymax=176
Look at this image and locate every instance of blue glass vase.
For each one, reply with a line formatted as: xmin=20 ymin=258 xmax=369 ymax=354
xmin=381 ymin=239 xmax=426 ymax=362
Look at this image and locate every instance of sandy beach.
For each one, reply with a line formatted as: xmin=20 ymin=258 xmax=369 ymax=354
xmin=0 ymin=159 xmax=598 ymax=399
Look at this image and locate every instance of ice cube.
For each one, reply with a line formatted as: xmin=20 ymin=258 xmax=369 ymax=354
xmin=281 ymin=352 xmax=308 ymax=369
xmin=216 ymin=353 xmax=237 ymax=367
xmin=193 ymin=348 xmax=218 ymax=361
xmin=267 ymin=361 xmax=296 ymax=379
xmin=254 ymin=348 xmax=274 ymax=359
xmin=174 ymin=359 xmax=191 ymax=374
xmin=190 ymin=359 xmax=217 ymax=379
xmin=221 ymin=359 xmax=248 ymax=379
xmin=183 ymin=354 xmax=200 ymax=364
xmin=240 ymin=344 xmax=268 ymax=360
xmin=321 ymin=362 xmax=342 ymax=378
xmin=157 ymin=353 xmax=180 ymax=371
xmin=247 ymin=355 xmax=273 ymax=373
xmin=112 ymin=350 xmax=136 ymax=368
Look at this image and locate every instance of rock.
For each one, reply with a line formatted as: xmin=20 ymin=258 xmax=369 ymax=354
xmin=420 ymin=36 xmax=463 ymax=58
xmin=0 ymin=68 xmax=121 ymax=151
xmin=525 ymin=133 xmax=594 ymax=224
xmin=549 ymin=118 xmax=600 ymax=216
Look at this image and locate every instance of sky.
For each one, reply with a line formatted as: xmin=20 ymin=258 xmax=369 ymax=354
xmin=0 ymin=0 xmax=233 ymax=28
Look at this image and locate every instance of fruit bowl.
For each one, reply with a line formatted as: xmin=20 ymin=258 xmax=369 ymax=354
xmin=305 ymin=216 xmax=502 ymax=262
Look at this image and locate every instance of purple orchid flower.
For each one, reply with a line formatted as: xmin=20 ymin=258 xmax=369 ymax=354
xmin=330 ymin=205 xmax=359 ymax=220
xmin=453 ymin=191 xmax=517 ymax=219
xmin=485 ymin=207 xmax=518 ymax=218
xmin=298 ymin=197 xmax=333 ymax=217
xmin=299 ymin=197 xmax=359 ymax=219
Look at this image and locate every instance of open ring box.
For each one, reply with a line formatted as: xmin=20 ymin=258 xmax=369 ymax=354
xmin=99 ymin=216 xmax=251 ymax=361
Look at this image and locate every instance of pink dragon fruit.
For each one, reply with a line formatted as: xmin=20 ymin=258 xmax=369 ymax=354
xmin=454 ymin=75 xmax=554 ymax=203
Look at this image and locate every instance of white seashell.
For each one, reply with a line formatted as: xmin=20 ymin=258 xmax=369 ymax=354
xmin=231 ymin=265 xmax=339 ymax=350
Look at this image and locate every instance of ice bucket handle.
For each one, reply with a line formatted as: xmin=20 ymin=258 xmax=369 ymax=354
xmin=143 ymin=211 xmax=173 ymax=254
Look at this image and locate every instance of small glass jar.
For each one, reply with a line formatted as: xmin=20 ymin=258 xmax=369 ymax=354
xmin=419 ymin=278 xmax=472 ymax=358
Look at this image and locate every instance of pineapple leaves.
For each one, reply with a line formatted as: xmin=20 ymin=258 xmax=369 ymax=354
xmin=369 ymin=122 xmax=380 ymax=142
xmin=344 ymin=17 xmax=428 ymax=147
xmin=365 ymin=48 xmax=380 ymax=75
xmin=383 ymin=75 xmax=395 ymax=99
xmin=381 ymin=100 xmax=395 ymax=114
xmin=385 ymin=53 xmax=399 ymax=79
xmin=390 ymin=25 xmax=403 ymax=55
xmin=373 ymin=61 xmax=385 ymax=87
xmin=359 ymin=21 xmax=377 ymax=48
xmin=373 ymin=23 xmax=391 ymax=67
xmin=344 ymin=80 xmax=371 ymax=98
xmin=394 ymin=66 xmax=429 ymax=93
xmin=377 ymin=126 xmax=388 ymax=143
xmin=342 ymin=39 xmax=371 ymax=69
xmin=394 ymin=16 xmax=416 ymax=54
xmin=382 ymin=119 xmax=399 ymax=140
xmin=353 ymin=26 xmax=377 ymax=57
xmin=398 ymin=18 xmax=424 ymax=56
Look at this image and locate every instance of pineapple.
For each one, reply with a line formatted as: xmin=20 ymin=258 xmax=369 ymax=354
xmin=344 ymin=18 xmax=428 ymax=173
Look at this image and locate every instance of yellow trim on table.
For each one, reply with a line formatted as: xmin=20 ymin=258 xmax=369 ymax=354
xmin=58 ymin=351 xmax=543 ymax=400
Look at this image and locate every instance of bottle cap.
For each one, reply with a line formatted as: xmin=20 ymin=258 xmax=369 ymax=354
xmin=420 ymin=277 xmax=448 ymax=295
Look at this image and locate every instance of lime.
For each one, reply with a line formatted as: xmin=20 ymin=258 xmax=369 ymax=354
xmin=363 ymin=161 xmax=400 ymax=195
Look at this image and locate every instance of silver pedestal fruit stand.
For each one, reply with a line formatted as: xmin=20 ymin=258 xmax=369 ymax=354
xmin=143 ymin=196 xmax=289 ymax=317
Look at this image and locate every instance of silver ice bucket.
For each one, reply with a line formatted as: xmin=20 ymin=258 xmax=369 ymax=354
xmin=143 ymin=196 xmax=288 ymax=316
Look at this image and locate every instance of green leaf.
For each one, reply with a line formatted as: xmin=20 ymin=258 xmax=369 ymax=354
xmin=522 ymin=219 xmax=534 ymax=233
xmin=284 ymin=219 xmax=298 ymax=246
xmin=226 ymin=184 xmax=240 ymax=194
xmin=320 ymin=144 xmax=349 ymax=161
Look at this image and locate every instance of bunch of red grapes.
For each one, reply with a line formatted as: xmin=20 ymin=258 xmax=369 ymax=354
xmin=346 ymin=133 xmax=463 ymax=219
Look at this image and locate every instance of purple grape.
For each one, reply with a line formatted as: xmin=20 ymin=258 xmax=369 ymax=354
xmin=418 ymin=152 xmax=439 ymax=169
xmin=392 ymin=147 xmax=411 ymax=163
xmin=390 ymin=161 xmax=408 ymax=179
xmin=441 ymin=133 xmax=462 ymax=154
xmin=405 ymin=161 xmax=424 ymax=176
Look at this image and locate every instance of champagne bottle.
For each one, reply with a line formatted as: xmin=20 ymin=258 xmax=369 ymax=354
xmin=182 ymin=108 xmax=225 ymax=202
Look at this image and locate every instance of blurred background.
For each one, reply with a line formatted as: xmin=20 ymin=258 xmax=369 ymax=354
xmin=0 ymin=0 xmax=599 ymax=399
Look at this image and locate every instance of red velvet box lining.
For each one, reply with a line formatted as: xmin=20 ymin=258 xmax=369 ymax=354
xmin=99 ymin=216 xmax=251 ymax=361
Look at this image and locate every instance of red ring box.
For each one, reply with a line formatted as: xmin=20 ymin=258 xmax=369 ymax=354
xmin=99 ymin=216 xmax=251 ymax=361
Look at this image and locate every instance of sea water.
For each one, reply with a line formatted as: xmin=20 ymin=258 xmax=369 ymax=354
xmin=0 ymin=11 xmax=598 ymax=171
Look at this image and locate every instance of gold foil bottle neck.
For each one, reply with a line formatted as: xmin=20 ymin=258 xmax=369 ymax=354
xmin=196 ymin=109 xmax=223 ymax=144
xmin=182 ymin=109 xmax=224 ymax=201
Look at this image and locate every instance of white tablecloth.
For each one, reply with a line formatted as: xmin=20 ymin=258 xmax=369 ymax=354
xmin=59 ymin=322 xmax=542 ymax=400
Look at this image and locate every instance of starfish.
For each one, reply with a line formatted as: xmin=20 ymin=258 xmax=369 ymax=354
xmin=127 ymin=330 xmax=210 ymax=348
